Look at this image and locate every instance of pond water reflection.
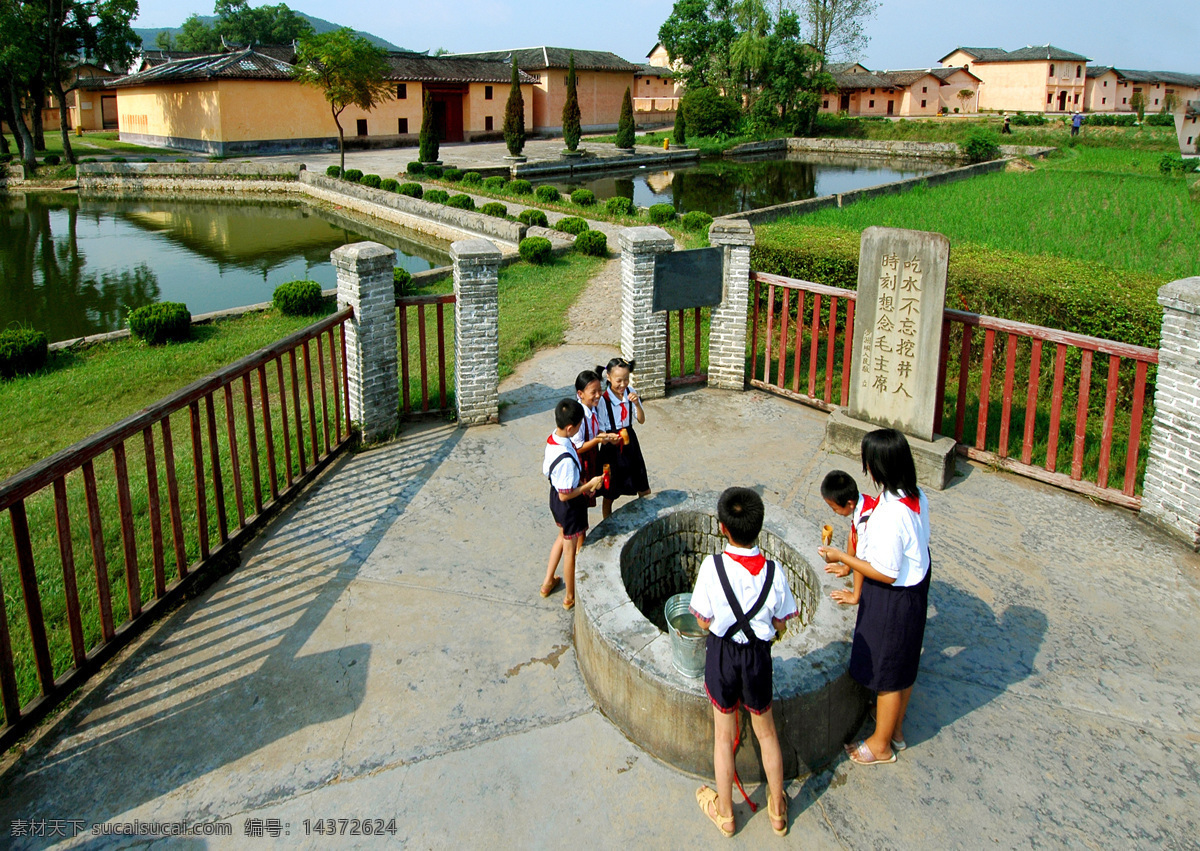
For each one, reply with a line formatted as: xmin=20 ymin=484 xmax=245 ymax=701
xmin=534 ymin=153 xmax=946 ymax=216
xmin=0 ymin=194 xmax=451 ymax=343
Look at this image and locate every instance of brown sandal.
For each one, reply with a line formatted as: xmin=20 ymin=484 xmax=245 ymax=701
xmin=767 ymin=794 xmax=788 ymax=836
xmin=696 ymin=786 xmax=734 ymax=837
xmin=539 ymin=577 xmax=560 ymax=598
xmin=562 ymin=594 xmax=575 ymax=610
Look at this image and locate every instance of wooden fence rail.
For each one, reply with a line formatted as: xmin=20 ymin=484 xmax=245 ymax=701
xmin=398 ymin=293 xmax=455 ymax=416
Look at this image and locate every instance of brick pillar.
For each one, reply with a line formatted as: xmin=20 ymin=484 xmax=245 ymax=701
xmin=451 ymin=238 xmax=500 ymax=425
xmin=707 ymin=219 xmax=755 ymax=391
xmin=333 ymin=241 xmax=398 ymax=442
xmin=618 ymin=226 xmax=674 ymax=400
xmin=1142 ymin=276 xmax=1200 ymax=550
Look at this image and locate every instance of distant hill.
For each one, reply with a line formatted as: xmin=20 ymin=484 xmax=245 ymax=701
xmin=134 ymin=11 xmax=407 ymax=53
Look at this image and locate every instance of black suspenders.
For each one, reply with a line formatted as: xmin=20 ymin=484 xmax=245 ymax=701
xmin=547 ymin=452 xmax=579 ymax=482
xmin=713 ymin=553 xmax=775 ymax=643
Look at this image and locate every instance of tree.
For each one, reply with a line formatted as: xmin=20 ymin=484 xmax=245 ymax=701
xmin=0 ymin=3 xmax=37 ymax=169
xmin=176 ymin=0 xmax=312 ymax=51
xmin=673 ymin=107 xmax=687 ymax=145
xmin=562 ymin=53 xmax=581 ymax=152
xmin=155 ymin=30 xmax=175 ymax=50
xmin=616 ymin=87 xmax=635 ymax=149
xmin=419 ymin=89 xmax=438 ymax=162
xmin=802 ymin=0 xmax=878 ymax=68
xmin=502 ymin=56 xmax=525 ymax=157
xmin=1129 ymin=90 xmax=1146 ymax=123
xmin=292 ymin=28 xmax=392 ymax=174
xmin=174 ymin=15 xmax=223 ymax=51
xmin=1162 ymin=90 xmax=1179 ymax=114
xmin=957 ymin=88 xmax=974 ymax=113
xmin=658 ymin=0 xmax=737 ymax=88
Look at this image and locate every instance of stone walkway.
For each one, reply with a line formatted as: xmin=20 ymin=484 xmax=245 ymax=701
xmin=2 ymin=267 xmax=1199 ymax=848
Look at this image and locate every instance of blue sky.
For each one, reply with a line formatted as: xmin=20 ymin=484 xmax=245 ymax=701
xmin=131 ymin=0 xmax=1198 ymax=74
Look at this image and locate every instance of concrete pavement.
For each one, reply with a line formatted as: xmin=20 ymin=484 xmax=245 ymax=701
xmin=2 ymin=334 xmax=1199 ymax=848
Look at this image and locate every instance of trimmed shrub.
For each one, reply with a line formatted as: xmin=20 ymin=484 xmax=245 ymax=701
xmin=554 ymin=216 xmax=589 ymax=235
xmin=273 ymin=280 xmax=324 ymax=316
xmin=563 ymin=53 xmax=581 ymax=152
xmin=344 ymin=168 xmax=364 ymax=182
xmin=509 ymin=179 xmax=532 ymax=195
xmin=681 ymin=210 xmax=714 ymax=231
xmin=393 ymin=266 xmax=411 ymax=298
xmin=680 ymin=86 xmax=740 ymax=137
xmin=423 ymin=164 xmax=444 ymax=179
xmin=534 ymin=185 xmax=560 ymax=203
xmin=616 ymin=86 xmax=636 ymax=149
xmin=504 ymin=56 xmax=526 ymax=156
xmin=570 ymin=188 xmax=596 ymax=206
xmin=605 ymin=196 xmax=636 ymax=217
xmin=407 ymin=161 xmax=425 ymax=175
xmin=128 ymin=302 xmax=191 ymax=345
xmin=425 ymin=189 xmax=449 ymax=203
xmin=381 ymin=177 xmax=400 ymax=192
xmin=519 ymin=236 xmax=554 ymax=264
xmin=673 ymin=109 xmax=686 ymax=146
xmin=360 ymin=173 xmax=382 ymax=188
xmin=419 ymin=89 xmax=439 ymax=163
xmin=1146 ymin=113 xmax=1175 ymax=127
xmin=0 ymin=327 xmax=48 ymax=378
xmin=446 ymin=193 xmax=475 ymax=210
xmin=648 ymin=203 xmax=677 ymax=224
xmin=110 ymin=157 xmax=127 ymax=163
xmin=575 ymin=229 xmax=608 ymax=257
xmin=461 ymin=171 xmax=482 ymax=184
xmin=518 ymin=208 xmax=548 ymax=228
xmin=484 ymin=175 xmax=506 ymax=190
xmin=444 ymin=168 xmax=464 ymax=182
xmin=1082 ymin=113 xmax=1136 ymax=127
xmin=398 ymin=182 xmax=423 ymax=198
xmin=326 ymin=165 xmax=342 ymax=178
xmin=1009 ymin=112 xmax=1048 ymax=126
xmin=141 ymin=158 xmax=157 ymax=163
xmin=43 ymin=154 xmax=60 ymax=166
xmin=480 ymin=201 xmax=508 ymax=218
xmin=961 ymin=130 xmax=1001 ymax=164
xmin=175 ymin=158 xmax=190 ymax=163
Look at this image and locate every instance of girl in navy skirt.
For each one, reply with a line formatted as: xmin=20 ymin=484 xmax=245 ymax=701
xmin=595 ymin=357 xmax=651 ymax=519
xmin=573 ymin=369 xmax=620 ymax=512
xmin=818 ymin=428 xmax=931 ymax=766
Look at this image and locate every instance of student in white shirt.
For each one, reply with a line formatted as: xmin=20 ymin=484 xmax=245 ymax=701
xmin=542 ymin=399 xmax=603 ymax=610
xmin=595 ymin=357 xmax=650 ymax=519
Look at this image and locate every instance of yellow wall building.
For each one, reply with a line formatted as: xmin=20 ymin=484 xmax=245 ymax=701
xmin=819 ymin=64 xmax=980 ymax=117
xmin=1086 ymin=67 xmax=1200 ymax=114
xmin=939 ymin=45 xmax=1089 ymax=113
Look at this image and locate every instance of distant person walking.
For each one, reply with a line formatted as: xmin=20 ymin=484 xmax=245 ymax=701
xmin=1002 ymin=115 xmax=1012 ymax=134
xmin=1071 ymin=112 xmax=1083 ymax=136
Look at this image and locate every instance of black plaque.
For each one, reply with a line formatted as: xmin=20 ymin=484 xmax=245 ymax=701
xmin=652 ymin=247 xmax=723 ymax=313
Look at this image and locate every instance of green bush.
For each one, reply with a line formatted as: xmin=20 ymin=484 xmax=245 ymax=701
xmin=648 ymin=203 xmax=677 ymax=224
xmin=480 ymin=201 xmax=508 ymax=217
xmin=1146 ymin=113 xmax=1175 ymax=127
xmin=484 ymin=175 xmax=506 ymax=190
xmin=810 ymin=114 xmax=869 ymax=138
xmin=510 ymin=179 xmax=532 ymax=195
xmin=570 ymin=188 xmax=596 ymax=206
xmin=519 ymin=236 xmax=554 ymax=264
xmin=1009 ymin=112 xmax=1047 ymax=127
xmin=605 ymin=196 xmax=636 ymax=216
xmin=128 ymin=302 xmax=192 ymax=345
xmin=407 ymin=161 xmax=425 ymax=175
xmin=554 ymin=216 xmax=589 ymax=235
xmin=1158 ymin=153 xmax=1200 ymax=175
xmin=360 ymin=173 xmax=382 ymax=188
xmin=141 ymin=158 xmax=157 ymax=163
xmin=518 ymin=209 xmax=548 ymax=228
xmin=424 ymin=164 xmax=444 ymax=179
xmin=111 ymin=157 xmax=126 ymax=163
xmin=681 ymin=210 xmax=714 ymax=231
xmin=575 ymin=229 xmax=608 ymax=257
xmin=461 ymin=171 xmax=482 ymax=184
xmin=398 ymin=182 xmax=423 ymax=198
xmin=43 ymin=154 xmax=60 ymax=166
xmin=962 ymin=130 xmax=1001 ymax=164
xmin=393 ymin=266 xmax=411 ymax=297
xmin=381 ymin=177 xmax=400 ymax=192
xmin=175 ymin=158 xmax=190 ymax=163
xmin=326 ymin=165 xmax=343 ymax=178
xmin=0 ymin=327 xmax=48 ymax=378
xmin=425 ymin=189 xmax=449 ymax=203
xmin=535 ymin=185 xmax=560 ymax=203
xmin=444 ymin=168 xmax=464 ymax=182
xmin=344 ymin=168 xmax=364 ymax=182
xmin=446 ymin=193 xmax=475 ymax=210
xmin=273 ymin=280 xmax=324 ymax=316
xmin=1083 ymin=113 xmax=1137 ymax=127
xmin=680 ymin=86 xmax=741 ymax=137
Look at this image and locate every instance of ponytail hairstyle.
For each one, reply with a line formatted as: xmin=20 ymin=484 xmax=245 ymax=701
xmin=860 ymin=428 xmax=919 ymax=499
xmin=604 ymin=356 xmax=636 ymax=377
xmin=575 ymin=369 xmax=602 ymax=393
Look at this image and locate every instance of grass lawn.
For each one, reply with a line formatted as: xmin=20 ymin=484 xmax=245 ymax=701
xmin=5 ymin=131 xmax=191 ymax=161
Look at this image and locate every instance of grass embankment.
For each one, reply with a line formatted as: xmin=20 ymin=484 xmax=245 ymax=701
xmin=818 ymin=116 xmax=1177 ymax=152
xmin=0 ymin=253 xmax=603 ymax=708
xmin=3 ymin=131 xmax=187 ymax=161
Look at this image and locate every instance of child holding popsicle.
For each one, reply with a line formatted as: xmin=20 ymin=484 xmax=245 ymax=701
xmin=596 ymin=357 xmax=650 ymax=519
xmin=820 ymin=469 xmax=865 ymax=606
xmin=573 ymin=369 xmax=620 ymax=510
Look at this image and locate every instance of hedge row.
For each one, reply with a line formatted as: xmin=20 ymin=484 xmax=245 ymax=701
xmin=751 ymin=225 xmax=1163 ymax=349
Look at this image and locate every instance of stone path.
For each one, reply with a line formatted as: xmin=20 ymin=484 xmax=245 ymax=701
xmin=2 ymin=270 xmax=1199 ymax=848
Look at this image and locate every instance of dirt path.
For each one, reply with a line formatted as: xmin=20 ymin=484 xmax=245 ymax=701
xmin=563 ymin=255 xmax=621 ymax=347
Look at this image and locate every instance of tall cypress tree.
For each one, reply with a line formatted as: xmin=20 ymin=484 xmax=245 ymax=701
xmin=673 ymin=108 xmax=687 ymax=146
xmin=503 ymin=56 xmax=525 ymax=156
xmin=562 ymin=52 xmax=581 ymax=152
xmin=419 ymin=89 xmax=439 ymax=163
xmin=616 ymin=86 xmax=635 ymax=149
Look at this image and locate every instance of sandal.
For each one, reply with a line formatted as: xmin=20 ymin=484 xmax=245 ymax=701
xmin=891 ymin=737 xmax=907 ymax=751
xmin=539 ymin=577 xmax=560 ymax=598
xmin=767 ymin=793 xmax=788 ymax=836
xmin=845 ymin=740 xmax=896 ymax=765
xmin=563 ymin=595 xmax=575 ymax=610
xmin=695 ymin=786 xmax=734 ymax=837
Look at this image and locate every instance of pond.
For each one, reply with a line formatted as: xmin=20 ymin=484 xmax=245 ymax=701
xmin=532 ymin=152 xmax=947 ymax=216
xmin=0 ymin=193 xmax=452 ymax=344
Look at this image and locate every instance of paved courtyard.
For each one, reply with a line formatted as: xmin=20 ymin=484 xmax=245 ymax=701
xmin=1 ymin=302 xmax=1198 ymax=847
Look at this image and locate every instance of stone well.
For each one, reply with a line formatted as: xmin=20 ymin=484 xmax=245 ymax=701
xmin=575 ymin=491 xmax=868 ymax=780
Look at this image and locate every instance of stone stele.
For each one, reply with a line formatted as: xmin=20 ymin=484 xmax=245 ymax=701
xmin=847 ymin=226 xmax=950 ymax=442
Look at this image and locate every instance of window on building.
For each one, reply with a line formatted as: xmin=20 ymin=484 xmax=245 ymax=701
xmin=398 ymin=118 xmax=408 ymax=134
xmin=922 ymin=86 xmax=927 ymax=93
xmin=868 ymin=99 xmax=874 ymax=108
xmin=356 ymin=119 xmax=367 ymax=136
xmin=1154 ymin=98 xmax=1159 ymax=105
xmin=1074 ymin=94 xmax=1079 ymax=104
xmin=1103 ymin=81 xmax=1107 ymax=87
xmin=1076 ymin=65 xmax=1081 ymax=78
xmin=921 ymin=99 xmax=926 ymax=108
xmin=397 ymin=83 xmax=407 ymax=99
xmin=1101 ymin=98 xmax=1106 ymax=104
xmin=485 ymin=85 xmax=493 ymax=100
xmin=485 ymin=116 xmax=494 ymax=130
xmin=1048 ymin=93 xmax=1053 ymax=104
xmin=822 ymin=99 xmax=829 ymax=108
xmin=1122 ymin=97 xmax=1127 ymax=104
xmin=869 ymin=88 xmax=875 ymax=94
xmin=1049 ymin=64 xmax=1055 ymax=77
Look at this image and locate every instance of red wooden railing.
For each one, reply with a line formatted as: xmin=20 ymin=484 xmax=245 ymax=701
xmin=665 ymin=307 xmax=709 ymax=388
xmin=0 ymin=308 xmax=355 ymax=748
xmin=748 ymin=271 xmax=1157 ymax=509
xmin=397 ymin=293 xmax=455 ymax=415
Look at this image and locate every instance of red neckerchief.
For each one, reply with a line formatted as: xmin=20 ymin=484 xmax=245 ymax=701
xmin=899 ymin=495 xmax=921 ymax=513
xmin=591 ymin=411 xmax=598 ymax=437
xmin=862 ymin=492 xmax=920 ymax=518
xmin=607 ymin=389 xmax=627 ymax=423
xmin=725 ymin=550 xmax=766 ymax=576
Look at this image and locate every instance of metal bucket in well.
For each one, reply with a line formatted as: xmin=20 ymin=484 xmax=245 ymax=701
xmin=664 ymin=593 xmax=707 ymax=678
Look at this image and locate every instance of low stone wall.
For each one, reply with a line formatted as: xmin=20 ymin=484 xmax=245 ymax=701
xmin=77 ymin=162 xmax=304 ymax=189
xmin=512 ymin=147 xmax=699 ymax=178
xmin=784 ymin=137 xmax=1054 ymax=161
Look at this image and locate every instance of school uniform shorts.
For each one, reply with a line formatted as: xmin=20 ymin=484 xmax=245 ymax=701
xmin=704 ymin=634 xmax=773 ymax=715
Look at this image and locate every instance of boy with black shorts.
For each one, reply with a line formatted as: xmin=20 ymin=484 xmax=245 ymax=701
xmin=542 ymin=399 xmax=604 ymax=610
xmin=689 ymin=487 xmax=799 ymax=837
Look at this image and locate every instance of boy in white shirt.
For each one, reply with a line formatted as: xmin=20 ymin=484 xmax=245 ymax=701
xmin=542 ymin=399 xmax=603 ymax=610
xmin=689 ymin=488 xmax=799 ymax=837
